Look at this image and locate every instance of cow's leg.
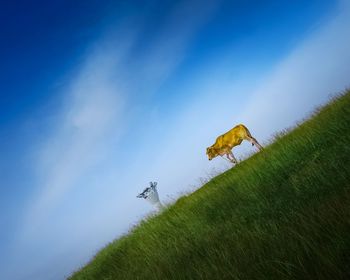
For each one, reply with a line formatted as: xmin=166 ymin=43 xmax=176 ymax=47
xmin=247 ymin=136 xmax=263 ymax=151
xmin=228 ymin=151 xmax=238 ymax=164
xmin=226 ymin=153 xmax=236 ymax=164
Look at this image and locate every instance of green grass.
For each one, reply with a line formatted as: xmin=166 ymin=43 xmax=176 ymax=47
xmin=69 ymin=90 xmax=350 ymax=280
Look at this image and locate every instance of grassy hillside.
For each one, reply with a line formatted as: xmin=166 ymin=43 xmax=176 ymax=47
xmin=69 ymin=90 xmax=350 ymax=280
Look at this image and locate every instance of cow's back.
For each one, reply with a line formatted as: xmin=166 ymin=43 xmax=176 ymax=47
xmin=229 ymin=124 xmax=250 ymax=138
xmin=216 ymin=124 xmax=249 ymax=148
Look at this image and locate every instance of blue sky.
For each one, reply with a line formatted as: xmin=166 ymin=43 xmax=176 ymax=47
xmin=1 ymin=0 xmax=350 ymax=279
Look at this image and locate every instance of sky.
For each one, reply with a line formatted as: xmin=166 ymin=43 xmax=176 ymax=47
xmin=1 ymin=0 xmax=350 ymax=279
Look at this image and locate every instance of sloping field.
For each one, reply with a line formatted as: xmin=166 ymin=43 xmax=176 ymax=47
xmin=69 ymin=90 xmax=350 ymax=280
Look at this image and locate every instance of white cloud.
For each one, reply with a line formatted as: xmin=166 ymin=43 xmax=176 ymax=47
xmin=23 ymin=38 xmax=129 ymax=233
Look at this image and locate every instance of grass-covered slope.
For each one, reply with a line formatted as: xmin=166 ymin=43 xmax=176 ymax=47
xmin=69 ymin=90 xmax=350 ymax=280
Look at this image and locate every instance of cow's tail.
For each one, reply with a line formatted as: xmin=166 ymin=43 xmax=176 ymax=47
xmin=244 ymin=125 xmax=263 ymax=150
xmin=244 ymin=125 xmax=253 ymax=138
xmin=240 ymin=124 xmax=255 ymax=146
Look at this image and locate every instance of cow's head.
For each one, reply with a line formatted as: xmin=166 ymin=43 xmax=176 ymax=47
xmin=206 ymin=146 xmax=217 ymax=161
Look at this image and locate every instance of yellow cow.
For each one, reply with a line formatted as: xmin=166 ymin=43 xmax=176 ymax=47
xmin=206 ymin=124 xmax=262 ymax=164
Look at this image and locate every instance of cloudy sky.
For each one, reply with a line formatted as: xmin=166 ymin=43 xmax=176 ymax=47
xmin=1 ymin=0 xmax=350 ymax=279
